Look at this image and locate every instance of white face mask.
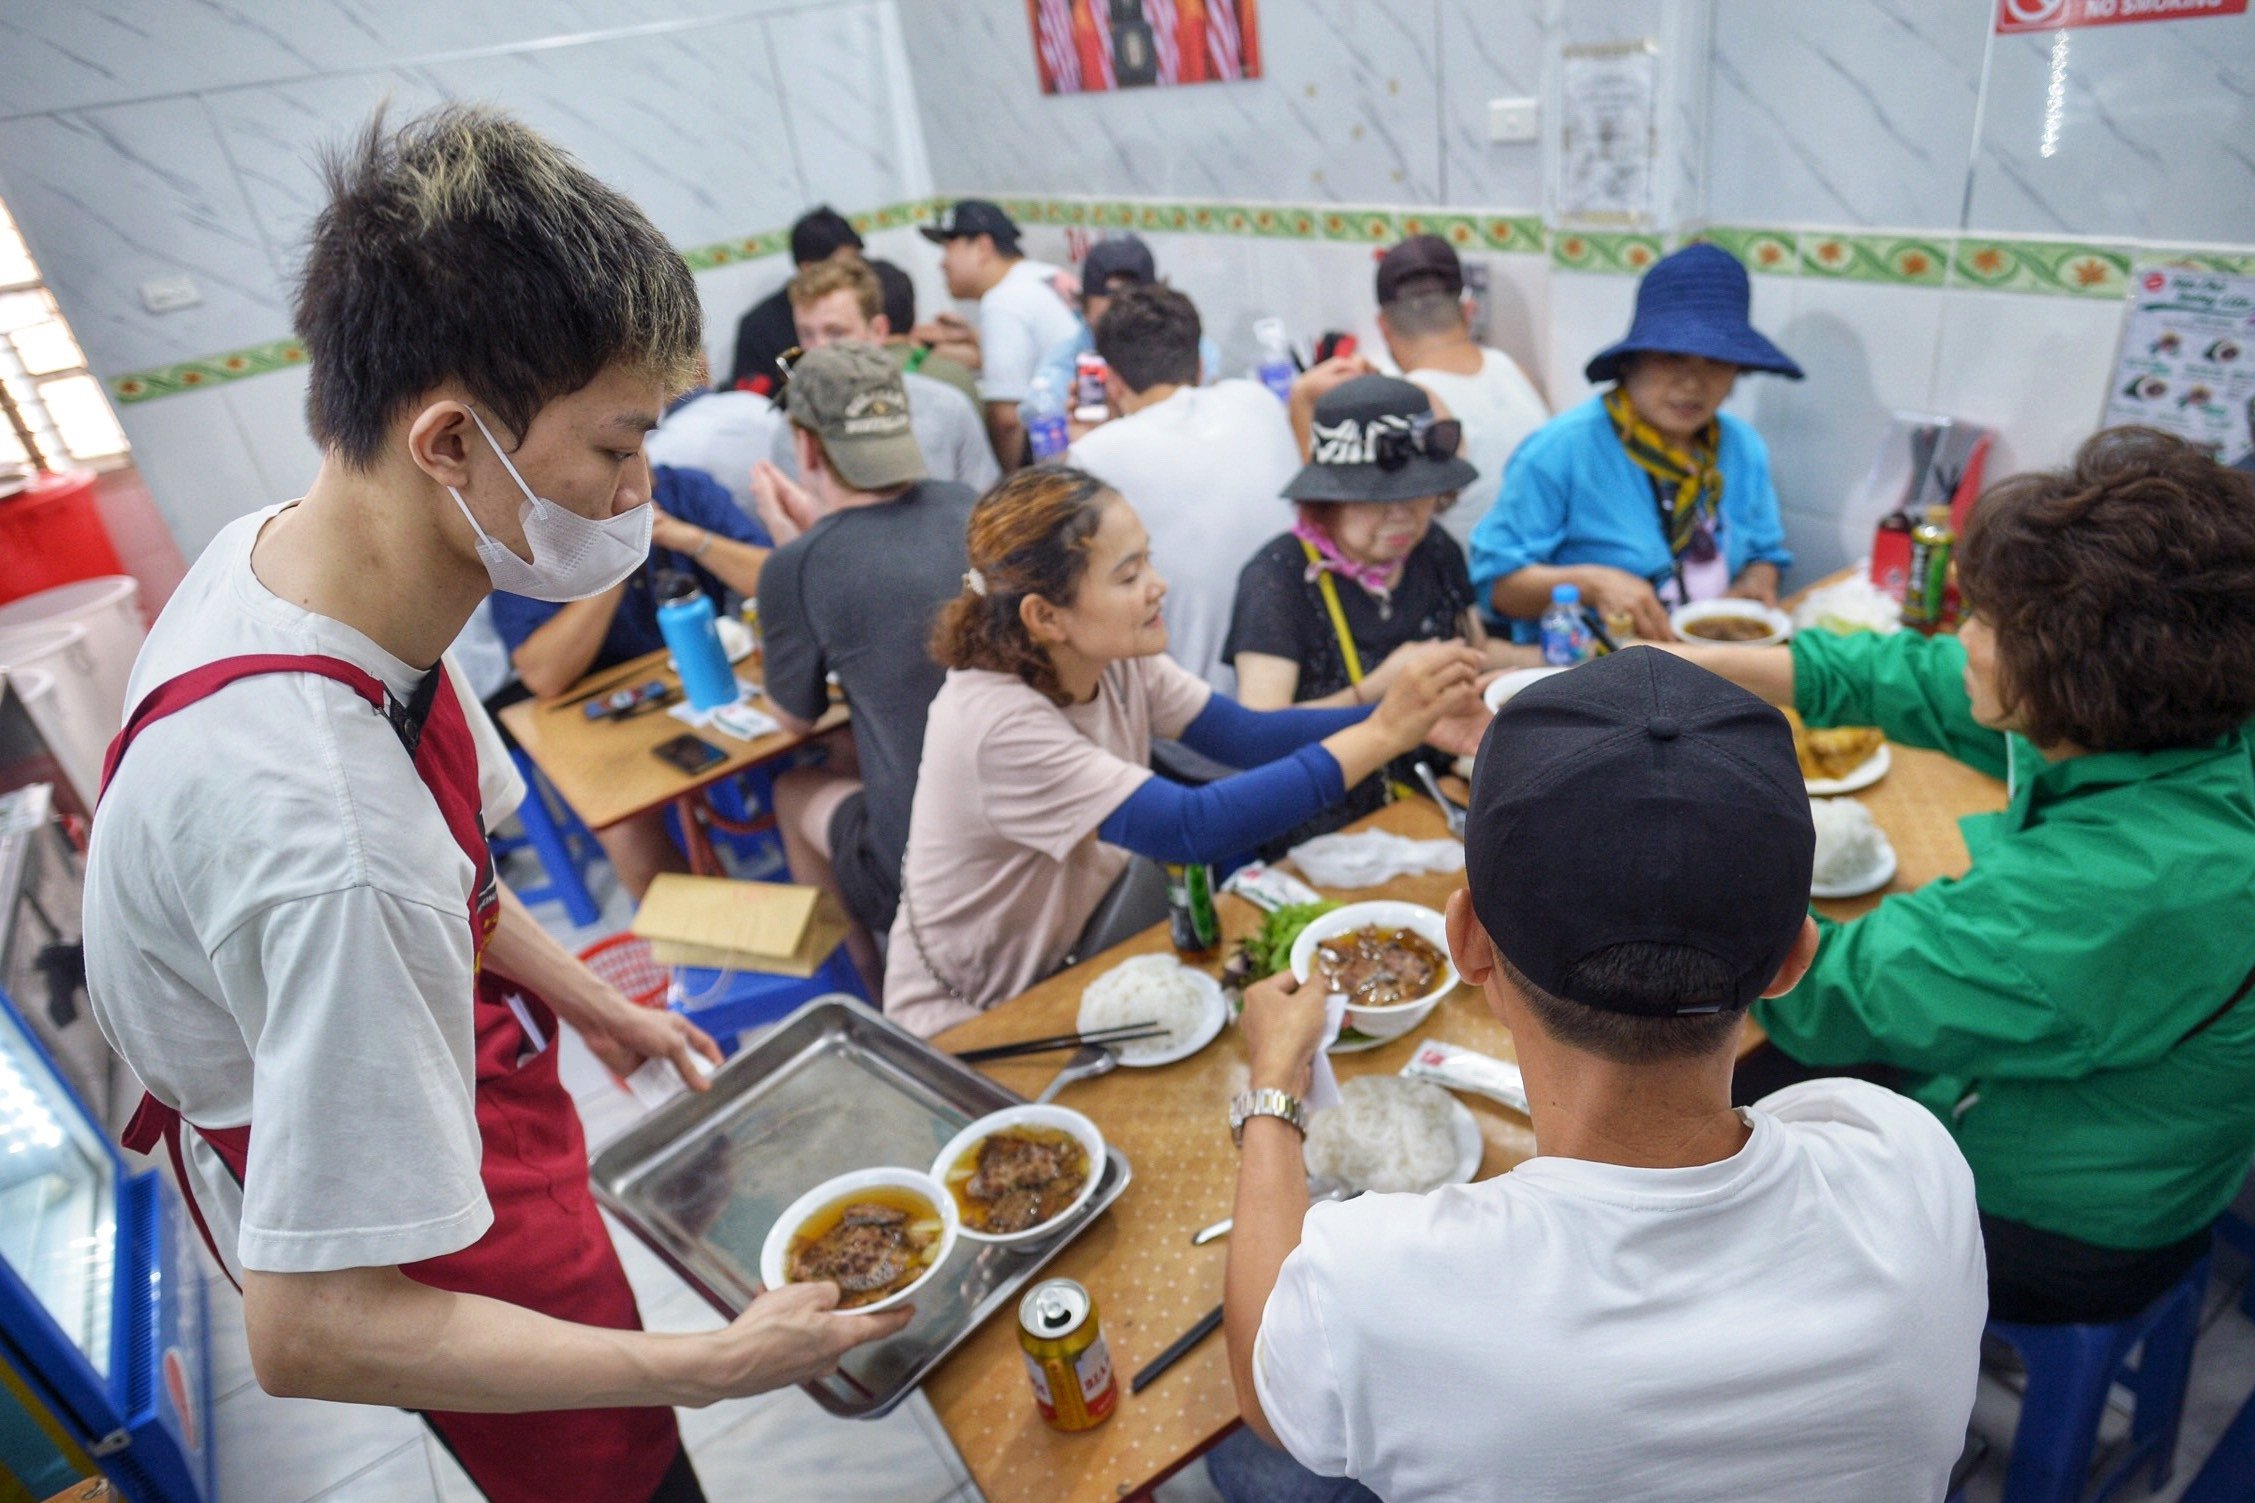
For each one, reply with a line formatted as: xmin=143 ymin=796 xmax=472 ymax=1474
xmin=448 ymin=407 xmax=652 ymax=602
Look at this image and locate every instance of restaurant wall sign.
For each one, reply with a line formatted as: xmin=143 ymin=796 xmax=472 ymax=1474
xmin=1996 ymin=0 xmax=2247 ymax=32
xmin=2104 ymin=267 xmax=2255 ymax=464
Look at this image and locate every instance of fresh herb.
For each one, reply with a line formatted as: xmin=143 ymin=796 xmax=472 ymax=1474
xmin=1223 ymin=900 xmax=1338 ymax=991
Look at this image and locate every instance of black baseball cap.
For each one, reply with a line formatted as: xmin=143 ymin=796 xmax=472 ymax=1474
xmin=1376 ymin=234 xmax=1465 ymax=305
xmin=920 ymin=199 xmax=1021 ymax=251
xmin=1082 ymin=235 xmax=1156 ymax=293
xmin=1466 ymin=649 xmax=1815 ymax=1017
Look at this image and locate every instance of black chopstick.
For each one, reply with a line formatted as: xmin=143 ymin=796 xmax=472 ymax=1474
xmin=951 ymin=1022 xmax=1166 ymax=1064
xmin=1131 ymin=1301 xmax=1223 ymax=1394
xmin=1578 ymin=607 xmax=1619 ymax=655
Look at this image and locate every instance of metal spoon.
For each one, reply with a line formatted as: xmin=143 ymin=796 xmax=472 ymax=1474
xmin=1191 ymin=1187 xmax=1354 ymax=1246
xmin=1413 ymin=761 xmax=1468 ymax=839
xmin=1034 ymin=1043 xmax=1118 ymax=1104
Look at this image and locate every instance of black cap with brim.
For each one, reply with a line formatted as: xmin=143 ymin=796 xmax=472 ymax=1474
xmin=1281 ymin=374 xmax=1482 ymax=505
xmin=919 ymin=198 xmax=1021 ymax=250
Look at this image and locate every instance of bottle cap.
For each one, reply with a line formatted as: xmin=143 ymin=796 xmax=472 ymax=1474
xmin=1551 ymin=583 xmax=1581 ymax=604
xmin=1924 ymin=505 xmax=1952 ymax=526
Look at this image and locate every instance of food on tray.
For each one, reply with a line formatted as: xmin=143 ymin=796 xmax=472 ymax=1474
xmin=1303 ymin=1076 xmax=1461 ymax=1194
xmin=784 ymin=1187 xmax=944 ymax=1308
xmin=1222 ymin=900 xmax=1338 ymax=991
xmin=946 ymin=1126 xmax=1091 ymax=1235
xmin=1784 ymin=709 xmax=1885 ymax=783
xmin=1680 ymin=613 xmax=1776 ymax=642
xmin=1313 ymin=925 xmax=1446 ymax=1007
xmin=1810 ymin=798 xmax=1890 ymax=892
xmin=1080 ymin=953 xmax=1212 ymax=1056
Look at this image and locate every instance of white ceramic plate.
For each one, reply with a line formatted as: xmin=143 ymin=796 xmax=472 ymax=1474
xmin=1305 ymin=1095 xmax=1482 ymax=1196
xmin=758 ymin=1166 xmax=958 ymax=1315
xmin=1077 ymin=958 xmax=1227 ymax=1068
xmin=1483 ymin=665 xmax=1568 ymax=715
xmin=1805 ymin=742 xmax=1892 ymax=797
xmin=929 ymin=1105 xmax=1107 ymax=1246
xmin=1671 ymin=599 xmax=1793 ymax=647
xmin=1810 ymin=839 xmax=1899 ymax=900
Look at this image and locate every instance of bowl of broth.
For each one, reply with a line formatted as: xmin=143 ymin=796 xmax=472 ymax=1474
xmin=1670 ymin=599 xmax=1792 ymax=647
xmin=759 ymin=1167 xmax=958 ymax=1314
xmin=1289 ymin=901 xmax=1460 ymax=1044
xmin=930 ymin=1105 xmax=1106 ymax=1247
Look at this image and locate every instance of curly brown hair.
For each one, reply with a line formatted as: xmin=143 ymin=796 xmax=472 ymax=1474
xmin=1956 ymin=425 xmax=2255 ymax=752
xmin=931 ymin=465 xmax=1116 ymax=705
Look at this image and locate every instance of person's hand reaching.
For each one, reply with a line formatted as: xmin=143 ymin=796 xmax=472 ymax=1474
xmin=750 ymin=461 xmax=823 ymax=547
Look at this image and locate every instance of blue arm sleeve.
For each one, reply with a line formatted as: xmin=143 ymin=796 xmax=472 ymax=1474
xmin=1177 ymin=693 xmax=1368 ymax=769
xmin=1096 ymin=744 xmax=1346 ymax=864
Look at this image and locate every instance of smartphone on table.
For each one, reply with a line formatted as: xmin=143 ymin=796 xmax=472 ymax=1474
xmin=652 ymin=733 xmax=725 ymax=774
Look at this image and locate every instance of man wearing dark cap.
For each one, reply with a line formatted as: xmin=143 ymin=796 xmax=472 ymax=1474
xmin=922 ymin=198 xmax=1081 ymax=467
xmin=725 ymin=205 xmax=864 ymax=396
xmin=1214 ymin=649 xmax=1985 ymax=1503
xmin=1025 ymin=234 xmax=1224 ymax=436
xmin=751 ymin=342 xmax=977 ymax=993
xmin=1374 ymin=234 xmax=1550 ymax=551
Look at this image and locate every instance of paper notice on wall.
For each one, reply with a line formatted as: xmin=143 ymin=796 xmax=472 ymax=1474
xmin=1558 ymin=40 xmax=1657 ymax=226
xmin=2104 ymin=266 xmax=2255 ymax=463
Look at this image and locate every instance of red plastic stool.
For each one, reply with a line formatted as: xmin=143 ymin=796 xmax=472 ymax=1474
xmin=576 ymin=933 xmax=669 ymax=1008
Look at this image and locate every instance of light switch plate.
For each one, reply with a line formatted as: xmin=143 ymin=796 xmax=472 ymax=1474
xmin=1488 ymin=96 xmax=1539 ymax=144
xmin=139 ymin=274 xmax=201 ymax=313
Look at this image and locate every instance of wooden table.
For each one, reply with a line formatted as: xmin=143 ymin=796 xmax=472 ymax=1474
xmin=497 ymin=649 xmax=846 ymax=874
xmin=925 ymin=738 xmax=2006 ymax=1501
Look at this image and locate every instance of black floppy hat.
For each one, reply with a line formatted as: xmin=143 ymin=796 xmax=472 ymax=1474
xmin=1281 ymin=375 xmax=1481 ymax=505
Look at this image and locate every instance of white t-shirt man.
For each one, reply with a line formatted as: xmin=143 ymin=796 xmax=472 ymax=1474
xmin=975 ymin=258 xmax=1083 ymax=404
xmin=83 ymin=505 xmax=523 ymax=1282
xmin=1405 ymin=348 xmax=1549 ymax=550
xmin=768 ymin=367 xmax=1001 ymax=493
xmin=1068 ymin=379 xmax=1299 ymax=693
xmin=1254 ymin=1078 xmax=1986 ymax=1502
xmin=643 ymin=388 xmax=787 ymax=517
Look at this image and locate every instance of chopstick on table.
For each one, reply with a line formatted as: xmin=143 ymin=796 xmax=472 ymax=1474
xmin=1131 ymin=1301 xmax=1223 ymax=1394
xmin=951 ymin=1022 xmax=1167 ymax=1064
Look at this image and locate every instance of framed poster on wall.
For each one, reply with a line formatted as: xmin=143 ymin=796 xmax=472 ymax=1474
xmin=1027 ymin=0 xmax=1261 ymax=93
xmin=2104 ymin=266 xmax=2255 ymax=463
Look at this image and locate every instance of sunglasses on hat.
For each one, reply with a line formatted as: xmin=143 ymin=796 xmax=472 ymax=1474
xmin=1371 ymin=417 xmax=1463 ymax=472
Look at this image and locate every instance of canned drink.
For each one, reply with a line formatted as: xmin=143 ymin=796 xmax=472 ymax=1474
xmin=1164 ymin=862 xmax=1221 ymax=957
xmin=1019 ymin=1279 xmax=1117 ymax=1431
xmin=1072 ymin=350 xmax=1110 ymax=417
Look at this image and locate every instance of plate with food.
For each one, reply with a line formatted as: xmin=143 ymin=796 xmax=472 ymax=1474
xmin=1303 ymin=1076 xmax=1482 ymax=1196
xmin=1786 ymin=709 xmax=1891 ymax=794
xmin=931 ymin=1104 xmax=1106 ymax=1246
xmin=1671 ymin=599 xmax=1792 ymax=646
xmin=1290 ymin=902 xmax=1459 ymax=1050
xmin=1809 ymin=797 xmax=1899 ymax=899
xmin=1078 ymin=953 xmax=1227 ymax=1067
xmin=759 ymin=1166 xmax=959 ymax=1315
xmin=1482 ymin=665 xmax=1570 ymax=715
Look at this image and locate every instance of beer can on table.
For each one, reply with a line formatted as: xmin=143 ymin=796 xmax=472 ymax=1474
xmin=1164 ymin=862 xmax=1221 ymax=957
xmin=1018 ymin=1278 xmax=1117 ymax=1431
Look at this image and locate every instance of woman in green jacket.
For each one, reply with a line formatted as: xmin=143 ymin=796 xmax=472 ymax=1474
xmin=1675 ymin=426 xmax=2255 ymax=1323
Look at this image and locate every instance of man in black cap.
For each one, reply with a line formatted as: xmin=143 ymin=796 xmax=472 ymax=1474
xmin=724 ymin=205 xmax=864 ymax=396
xmin=921 ymin=198 xmax=1081 ymax=468
xmin=1213 ymin=648 xmax=1985 ymax=1503
xmin=1024 ymin=234 xmax=1225 ymax=438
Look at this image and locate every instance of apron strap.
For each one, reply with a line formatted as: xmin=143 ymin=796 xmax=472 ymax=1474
xmin=101 ymin=653 xmax=389 ymax=805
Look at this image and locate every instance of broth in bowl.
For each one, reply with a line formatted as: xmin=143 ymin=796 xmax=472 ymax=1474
xmin=945 ymin=1126 xmax=1091 ymax=1236
xmin=1681 ymin=614 xmax=1776 ymax=642
xmin=1314 ymin=925 xmax=1447 ymax=1007
xmin=784 ymin=1185 xmax=945 ymax=1309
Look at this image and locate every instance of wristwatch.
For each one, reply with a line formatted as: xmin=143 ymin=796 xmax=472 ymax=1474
xmin=1229 ymin=1087 xmax=1307 ymax=1147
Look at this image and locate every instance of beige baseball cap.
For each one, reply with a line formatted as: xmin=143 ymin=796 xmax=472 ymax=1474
xmin=782 ymin=342 xmax=927 ymax=490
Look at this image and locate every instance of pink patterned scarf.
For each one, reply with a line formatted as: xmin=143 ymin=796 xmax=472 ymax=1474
xmin=1293 ymin=516 xmax=1400 ymax=603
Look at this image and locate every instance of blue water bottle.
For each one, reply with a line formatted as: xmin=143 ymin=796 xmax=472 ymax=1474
xmin=1541 ymin=583 xmax=1593 ymax=667
xmin=656 ymin=573 xmax=738 ymax=712
xmin=1026 ymin=372 xmax=1071 ymax=460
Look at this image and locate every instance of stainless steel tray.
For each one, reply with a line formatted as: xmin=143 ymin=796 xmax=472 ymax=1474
xmin=590 ymin=994 xmax=1132 ymax=1419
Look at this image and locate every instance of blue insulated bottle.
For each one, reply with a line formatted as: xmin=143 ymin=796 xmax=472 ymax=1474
xmin=656 ymin=574 xmax=738 ymax=712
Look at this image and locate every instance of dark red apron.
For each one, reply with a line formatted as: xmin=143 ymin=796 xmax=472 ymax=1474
xmin=103 ymin=653 xmax=679 ymax=1503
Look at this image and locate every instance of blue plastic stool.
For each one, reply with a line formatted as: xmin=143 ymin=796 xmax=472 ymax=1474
xmin=495 ymin=748 xmax=603 ymax=926
xmin=2216 ymin=1205 xmax=2255 ymax=1320
xmin=669 ymin=941 xmax=866 ymax=1055
xmin=1989 ymin=1252 xmax=2212 ymax=1503
xmin=2181 ymin=1377 xmax=2255 ymax=1503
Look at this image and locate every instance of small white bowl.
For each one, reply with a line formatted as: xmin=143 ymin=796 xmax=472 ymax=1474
xmin=1483 ymin=665 xmax=1569 ymax=715
xmin=930 ymin=1105 xmax=1107 ymax=1246
xmin=1289 ymin=901 xmax=1459 ymax=1045
xmin=759 ymin=1167 xmax=958 ymax=1314
xmin=1670 ymin=599 xmax=1792 ymax=647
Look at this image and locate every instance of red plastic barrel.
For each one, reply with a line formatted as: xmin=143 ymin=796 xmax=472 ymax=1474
xmin=0 ymin=470 xmax=126 ymax=607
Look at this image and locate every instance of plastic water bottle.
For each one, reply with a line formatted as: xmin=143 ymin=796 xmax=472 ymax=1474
xmin=1026 ymin=372 xmax=1071 ymax=460
xmin=1254 ymin=317 xmax=1295 ymax=403
xmin=1541 ymin=583 xmax=1593 ymax=667
xmin=655 ymin=573 xmax=739 ymax=712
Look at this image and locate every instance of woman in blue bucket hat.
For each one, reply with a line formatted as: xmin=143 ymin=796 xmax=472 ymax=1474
xmin=1468 ymin=242 xmax=1801 ymax=643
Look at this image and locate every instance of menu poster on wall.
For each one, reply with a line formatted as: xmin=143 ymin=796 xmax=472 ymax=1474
xmin=1995 ymin=0 xmax=2247 ymax=34
xmin=1027 ymin=0 xmax=1260 ymax=94
xmin=1558 ymin=40 xmax=1658 ymax=226
xmin=2104 ymin=266 xmax=2255 ymax=463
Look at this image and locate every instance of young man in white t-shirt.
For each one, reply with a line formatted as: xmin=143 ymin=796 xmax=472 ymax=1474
xmin=1376 ymin=234 xmax=1550 ymax=550
xmin=1216 ymin=647 xmax=1986 ymax=1503
xmin=1067 ymin=283 xmax=1296 ymax=693
xmin=81 ymin=105 xmax=906 ymax=1503
xmin=921 ymin=198 xmax=1082 ymax=470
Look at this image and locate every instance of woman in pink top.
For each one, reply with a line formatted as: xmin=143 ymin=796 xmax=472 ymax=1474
xmin=885 ymin=465 xmax=1479 ymax=1036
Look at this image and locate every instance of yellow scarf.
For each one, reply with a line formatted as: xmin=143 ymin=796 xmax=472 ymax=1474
xmin=1603 ymin=385 xmax=1723 ymax=562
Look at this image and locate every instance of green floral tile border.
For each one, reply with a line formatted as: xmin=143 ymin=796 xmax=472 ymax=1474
xmin=105 ymin=190 xmax=2254 ymax=404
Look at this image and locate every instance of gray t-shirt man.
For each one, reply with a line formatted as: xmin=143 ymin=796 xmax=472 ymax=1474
xmin=757 ymin=479 xmax=977 ymax=930
xmin=769 ymin=368 xmax=999 ymax=493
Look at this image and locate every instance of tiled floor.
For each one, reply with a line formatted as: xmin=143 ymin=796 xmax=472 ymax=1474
xmin=197 ymin=868 xmax=2255 ymax=1500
